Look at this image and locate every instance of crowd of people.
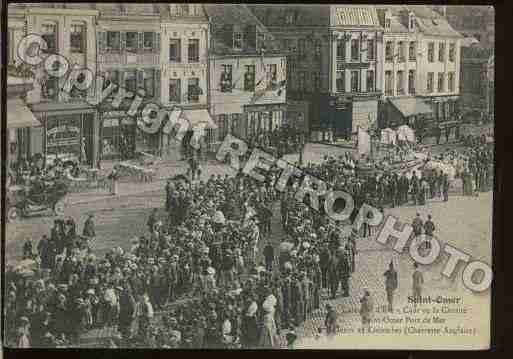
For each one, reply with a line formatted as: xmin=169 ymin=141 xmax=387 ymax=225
xmin=5 ymin=126 xmax=494 ymax=349
xmin=246 ymin=125 xmax=306 ymax=158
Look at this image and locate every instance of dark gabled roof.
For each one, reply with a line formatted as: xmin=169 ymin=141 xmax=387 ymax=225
xmin=205 ymin=5 xmax=281 ymax=56
xmin=205 ymin=5 xmax=267 ymax=30
xmin=248 ymin=4 xmax=331 ymax=27
xmin=407 ymin=5 xmax=462 ymax=37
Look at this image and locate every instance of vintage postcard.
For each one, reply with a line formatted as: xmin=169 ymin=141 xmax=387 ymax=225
xmin=3 ymin=3 xmax=494 ymax=350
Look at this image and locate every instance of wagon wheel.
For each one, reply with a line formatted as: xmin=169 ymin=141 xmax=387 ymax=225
xmin=53 ymin=199 xmax=66 ymax=216
xmin=7 ymin=207 xmax=20 ymax=223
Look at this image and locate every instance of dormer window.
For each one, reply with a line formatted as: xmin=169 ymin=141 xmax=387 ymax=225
xmin=233 ymin=31 xmax=243 ymax=50
xmin=408 ymin=12 xmax=416 ymax=32
xmin=286 ymin=13 xmax=294 ymax=25
xmin=384 ymin=10 xmax=392 ymax=31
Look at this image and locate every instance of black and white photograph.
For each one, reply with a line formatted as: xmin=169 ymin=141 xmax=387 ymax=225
xmin=3 ymin=3 xmax=495 ymax=350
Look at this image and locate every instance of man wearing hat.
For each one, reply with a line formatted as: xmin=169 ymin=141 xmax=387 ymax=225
xmin=359 ymin=289 xmax=374 ymax=331
xmin=83 ymin=214 xmax=96 ymax=239
xmin=324 ymin=303 xmax=338 ymax=335
xmin=383 ymin=261 xmax=398 ymax=313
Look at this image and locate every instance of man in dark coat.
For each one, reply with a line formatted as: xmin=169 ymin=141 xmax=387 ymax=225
xmin=263 ymin=241 xmax=275 ymax=272
xmin=118 ymin=285 xmax=137 ymax=340
xmin=383 ymin=261 xmax=398 ymax=312
xmin=83 ymin=214 xmax=96 ymax=238
xmin=37 ymin=235 xmax=50 ymax=269
xmin=338 ymin=252 xmax=351 ymax=297
xmin=147 ymin=208 xmax=159 ymax=233
xmin=442 ymin=174 xmax=450 ymax=202
xmin=319 ymin=246 xmax=331 ymax=289
xmin=327 ymin=253 xmax=340 ymax=299
xmin=325 ymin=303 xmax=338 ymax=335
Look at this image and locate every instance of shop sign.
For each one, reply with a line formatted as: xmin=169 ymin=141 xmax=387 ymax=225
xmin=103 ymin=118 xmax=119 ymax=127
xmin=244 ymin=104 xmax=287 ymax=113
xmin=47 ymin=125 xmax=80 ymax=147
xmin=103 ymin=110 xmax=128 ymax=118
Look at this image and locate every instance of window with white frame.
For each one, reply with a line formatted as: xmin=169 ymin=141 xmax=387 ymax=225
xmin=367 ymin=39 xmax=375 ymax=60
xmin=438 ymin=72 xmax=445 ymax=92
xmin=336 ymin=71 xmax=345 ymax=93
xmin=366 ymin=70 xmax=374 ymax=92
xmin=106 ymin=31 xmax=120 ymax=51
xmin=41 ymin=23 xmax=57 ymax=52
xmin=188 ymin=39 xmax=199 ymax=62
xmin=385 ymin=70 xmax=393 ymax=96
xmin=188 ymin=78 xmax=200 ymax=102
xmin=126 ymin=32 xmax=138 ymax=51
xmin=396 ymin=70 xmax=404 ymax=94
xmin=448 ymin=72 xmax=455 ymax=92
xmin=220 ymin=64 xmax=233 ymax=93
xmin=143 ymin=69 xmax=155 ymax=98
xmin=428 ymin=42 xmax=435 ymax=62
xmin=143 ymin=32 xmax=154 ymax=50
xmin=70 ymin=24 xmax=85 ymax=53
xmin=233 ymin=31 xmax=243 ymax=50
xmin=244 ymin=65 xmax=255 ymax=91
xmin=169 ymin=79 xmax=181 ymax=103
xmin=398 ymin=41 xmax=405 ymax=62
xmin=351 ymin=39 xmax=359 ymax=61
xmin=266 ymin=64 xmax=278 ymax=89
xmin=409 ymin=41 xmax=416 ymax=61
xmin=438 ymin=42 xmax=445 ymax=62
xmin=385 ymin=41 xmax=393 ymax=62
xmin=169 ymin=39 xmax=181 ymax=62
xmin=449 ymin=43 xmax=455 ymax=62
xmin=336 ymin=39 xmax=345 ymax=60
xmin=427 ymin=72 xmax=434 ymax=93
xmin=408 ymin=70 xmax=416 ymax=94
xmin=350 ymin=71 xmax=359 ymax=92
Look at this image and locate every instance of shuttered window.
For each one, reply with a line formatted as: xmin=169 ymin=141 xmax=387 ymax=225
xmin=169 ymin=39 xmax=181 ymax=62
xmin=126 ymin=32 xmax=138 ymax=51
xmin=106 ymin=31 xmax=121 ymax=51
xmin=169 ymin=79 xmax=181 ymax=103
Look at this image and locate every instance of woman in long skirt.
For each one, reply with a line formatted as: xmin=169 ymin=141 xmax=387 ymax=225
xmin=109 ymin=169 xmax=119 ymax=195
xmin=258 ymin=308 xmax=278 ymax=349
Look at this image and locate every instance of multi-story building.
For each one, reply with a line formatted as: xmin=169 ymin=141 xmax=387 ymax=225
xmin=377 ymin=6 xmax=432 ymax=129
xmin=95 ymin=4 xmax=162 ymax=160
xmin=413 ymin=6 xmax=462 ymax=124
xmin=8 ymin=3 xmax=100 ymax=167
xmin=159 ymin=4 xmax=211 ymax=158
xmin=444 ymin=6 xmax=494 ymax=50
xmin=377 ymin=6 xmax=463 ymax=130
xmin=249 ymin=5 xmax=383 ymax=140
xmin=205 ymin=5 xmax=287 ymax=145
xmin=459 ymin=45 xmax=494 ymax=122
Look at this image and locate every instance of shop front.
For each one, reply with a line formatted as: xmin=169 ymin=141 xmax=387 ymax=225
xmin=243 ymin=103 xmax=287 ymax=139
xmin=6 ymin=98 xmax=41 ymax=167
xmin=29 ymin=101 xmax=99 ymax=167
xmin=421 ymin=96 xmax=460 ymax=123
xmin=99 ymin=106 xmax=164 ymax=161
xmin=385 ymin=97 xmax=434 ymax=130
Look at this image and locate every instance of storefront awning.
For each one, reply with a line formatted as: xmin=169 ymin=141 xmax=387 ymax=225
xmin=6 ymin=99 xmax=41 ymax=129
xmin=389 ymin=98 xmax=433 ymax=118
xmin=182 ymin=109 xmax=218 ymax=130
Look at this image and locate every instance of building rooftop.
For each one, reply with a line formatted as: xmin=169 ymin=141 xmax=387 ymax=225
xmin=205 ymin=5 xmax=282 ymax=56
xmin=247 ymin=5 xmax=331 ymax=27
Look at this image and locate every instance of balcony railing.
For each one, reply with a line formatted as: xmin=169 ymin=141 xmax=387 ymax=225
xmin=99 ymin=52 xmax=159 ymax=65
xmin=385 ymin=56 xmax=393 ymax=62
xmin=385 ymin=89 xmax=393 ymax=96
xmin=409 ymin=88 xmax=416 ymax=95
